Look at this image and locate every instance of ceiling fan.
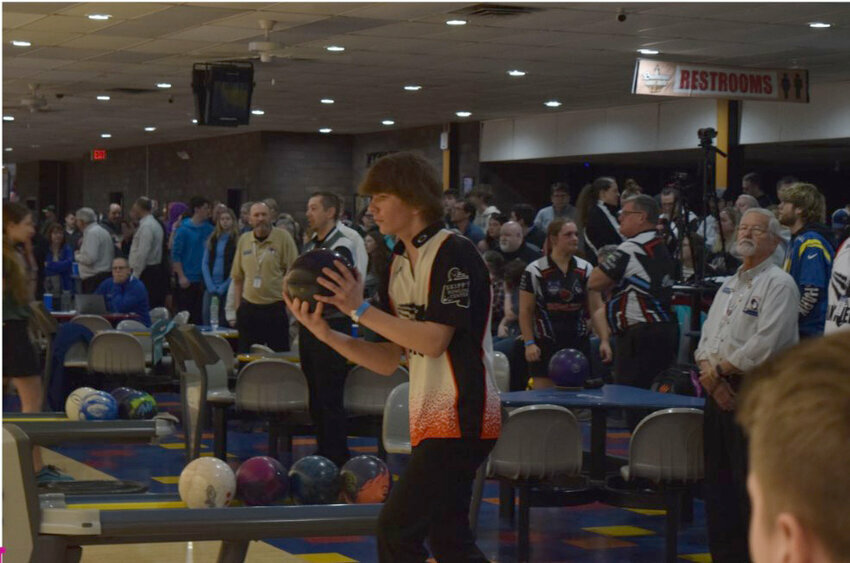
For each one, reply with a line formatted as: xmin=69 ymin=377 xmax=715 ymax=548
xmin=4 ymin=84 xmax=59 ymax=113
xmin=240 ymin=19 xmax=350 ymax=63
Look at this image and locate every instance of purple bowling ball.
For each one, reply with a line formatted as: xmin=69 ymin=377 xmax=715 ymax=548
xmin=236 ymin=456 xmax=288 ymax=506
xmin=548 ymin=348 xmax=590 ymax=388
xmin=285 ymin=249 xmax=354 ymax=309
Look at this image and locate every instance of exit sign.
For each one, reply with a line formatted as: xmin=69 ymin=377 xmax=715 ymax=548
xmin=91 ymin=149 xmax=107 ymax=161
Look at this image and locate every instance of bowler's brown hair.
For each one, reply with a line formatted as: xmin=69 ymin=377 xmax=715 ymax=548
xmin=358 ymin=152 xmax=443 ymax=224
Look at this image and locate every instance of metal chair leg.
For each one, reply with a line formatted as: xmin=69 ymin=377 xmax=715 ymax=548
xmin=518 ymin=484 xmax=531 ymax=562
xmin=664 ymin=489 xmax=681 ymax=563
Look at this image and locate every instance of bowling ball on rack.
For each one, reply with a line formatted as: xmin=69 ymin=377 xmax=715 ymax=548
xmin=118 ymin=390 xmax=158 ymax=420
xmin=340 ymin=455 xmax=391 ymax=504
xmin=548 ymin=348 xmax=590 ymax=389
xmin=289 ymin=455 xmax=340 ymax=505
xmin=179 ymin=457 xmax=236 ymax=509
xmin=65 ymin=387 xmax=97 ymax=419
xmin=110 ymin=386 xmax=135 ymax=404
xmin=79 ymin=391 xmax=119 ymax=420
xmin=284 ymin=249 xmax=354 ymax=310
xmin=236 ymin=456 xmax=288 ymax=506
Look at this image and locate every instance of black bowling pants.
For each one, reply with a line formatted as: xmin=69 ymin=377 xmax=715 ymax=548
xmin=236 ymin=300 xmax=290 ymax=353
xmin=703 ymin=394 xmax=751 ymax=562
xmin=299 ymin=317 xmax=351 ymax=467
xmin=377 ymin=438 xmax=495 ymax=563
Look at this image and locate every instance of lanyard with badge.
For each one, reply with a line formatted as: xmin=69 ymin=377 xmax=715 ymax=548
xmin=252 ymin=239 xmax=269 ymax=289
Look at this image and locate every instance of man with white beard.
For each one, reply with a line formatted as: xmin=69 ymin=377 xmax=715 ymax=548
xmin=694 ymin=207 xmax=799 ymax=562
xmin=495 ymin=221 xmax=542 ymax=264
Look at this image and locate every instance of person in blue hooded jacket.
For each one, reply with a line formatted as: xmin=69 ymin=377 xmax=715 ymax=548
xmin=778 ymin=182 xmax=834 ymax=338
xmin=171 ymin=196 xmax=213 ymax=324
xmin=95 ymin=257 xmax=151 ymax=326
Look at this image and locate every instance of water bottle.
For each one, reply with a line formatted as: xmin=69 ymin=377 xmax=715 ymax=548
xmin=210 ymin=295 xmax=220 ymax=331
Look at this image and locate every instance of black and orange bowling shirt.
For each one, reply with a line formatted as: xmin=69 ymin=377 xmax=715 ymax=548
xmin=381 ymin=223 xmax=502 ymax=447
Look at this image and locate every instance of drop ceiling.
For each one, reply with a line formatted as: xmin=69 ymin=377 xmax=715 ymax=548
xmin=3 ymin=2 xmax=850 ymax=163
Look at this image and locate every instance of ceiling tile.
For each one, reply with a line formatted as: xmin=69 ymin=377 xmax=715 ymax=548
xmin=263 ymin=3 xmax=371 ymax=16
xmin=17 ymin=47 xmax=109 ymax=61
xmin=20 ymin=14 xmax=117 ymax=33
xmin=56 ymin=3 xmax=175 ymax=19
xmin=166 ymin=25 xmax=263 ymax=42
xmin=209 ymin=11 xmax=326 ymax=30
xmin=2 ymin=3 xmax=78 ymax=15
xmin=56 ymin=34 xmax=149 ymax=50
xmin=4 ymin=29 xmax=83 ymax=46
xmin=93 ymin=5 xmax=245 ymax=38
xmin=130 ymin=38 xmax=218 ymax=54
xmin=89 ymin=51 xmax=163 ymax=64
xmin=2 ymin=12 xmax=47 ymax=28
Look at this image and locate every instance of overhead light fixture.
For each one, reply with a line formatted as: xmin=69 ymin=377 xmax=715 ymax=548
xmin=809 ymin=22 xmax=831 ymax=28
xmin=320 ymin=98 xmax=335 ymax=104
xmin=144 ymin=126 xmax=156 ymax=132
xmin=87 ymin=14 xmax=111 ymax=20
xmin=156 ymin=82 xmax=172 ymax=89
xmin=4 ymin=148 xmax=12 ymax=152
xmin=319 ymin=128 xmax=333 ymax=134
xmin=96 ymin=95 xmax=111 ymax=101
xmin=403 ymin=85 xmax=422 ymax=91
xmin=101 ymin=133 xmax=112 ymax=138
xmin=507 ymin=70 xmax=526 ymax=77
xmin=325 ymin=45 xmax=345 ymax=52
xmin=11 ymin=40 xmax=31 ymax=47
xmin=455 ymin=111 xmax=472 ymax=118
xmin=446 ymin=19 xmax=467 ymax=26
xmin=251 ymin=109 xmax=265 ymax=115
xmin=3 ymin=116 xmax=14 ymax=122
xmin=382 ymin=120 xmax=395 ymax=126
xmin=191 ymin=119 xmax=198 ymax=124
xmin=544 ymin=100 xmax=562 ymax=108
xmin=637 ymin=48 xmax=659 ymax=55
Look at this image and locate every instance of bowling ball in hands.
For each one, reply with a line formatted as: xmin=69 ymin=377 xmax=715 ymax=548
xmin=285 ymin=249 xmax=354 ymax=313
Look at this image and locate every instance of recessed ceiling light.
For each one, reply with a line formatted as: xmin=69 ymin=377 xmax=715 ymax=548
xmin=191 ymin=119 xmax=198 ymax=124
xmin=382 ymin=120 xmax=395 ymax=126
xmin=156 ymin=82 xmax=172 ymax=89
xmin=637 ymin=48 xmax=659 ymax=55
xmin=446 ymin=19 xmax=467 ymax=26
xmin=3 ymin=116 xmax=14 ymax=122
xmin=251 ymin=109 xmax=265 ymax=115
xmin=809 ymin=22 xmax=831 ymax=28
xmin=325 ymin=45 xmax=345 ymax=52
xmin=507 ymin=70 xmax=526 ymax=77
xmin=320 ymin=98 xmax=335 ymax=104
xmin=96 ymin=95 xmax=111 ymax=101
xmin=455 ymin=111 xmax=472 ymax=118
xmin=319 ymin=128 xmax=333 ymax=134
xmin=30 ymin=144 xmax=39 ymax=148
xmin=544 ymin=100 xmax=563 ymax=108
xmin=87 ymin=14 xmax=111 ymax=20
xmin=4 ymin=148 xmax=12 ymax=152
xmin=101 ymin=133 xmax=112 ymax=138
xmin=11 ymin=40 xmax=31 ymax=47
xmin=144 ymin=126 xmax=156 ymax=132
xmin=404 ymin=85 xmax=422 ymax=91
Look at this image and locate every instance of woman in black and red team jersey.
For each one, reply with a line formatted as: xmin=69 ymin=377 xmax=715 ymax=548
xmin=284 ymin=152 xmax=501 ymax=563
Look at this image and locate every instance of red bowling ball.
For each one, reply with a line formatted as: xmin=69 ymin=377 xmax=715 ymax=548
xmin=235 ymin=456 xmax=288 ymax=506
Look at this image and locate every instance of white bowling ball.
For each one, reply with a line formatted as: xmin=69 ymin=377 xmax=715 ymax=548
xmin=179 ymin=457 xmax=236 ymax=509
xmin=65 ymin=387 xmax=97 ymax=420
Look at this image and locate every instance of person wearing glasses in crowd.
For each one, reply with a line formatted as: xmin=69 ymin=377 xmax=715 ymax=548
xmin=694 ymin=208 xmax=799 ymax=562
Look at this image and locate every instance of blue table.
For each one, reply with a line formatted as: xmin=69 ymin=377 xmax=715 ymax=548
xmin=500 ymin=385 xmax=705 ymax=480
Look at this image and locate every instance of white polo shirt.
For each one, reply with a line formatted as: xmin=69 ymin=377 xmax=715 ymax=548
xmin=695 ymin=258 xmax=799 ymax=371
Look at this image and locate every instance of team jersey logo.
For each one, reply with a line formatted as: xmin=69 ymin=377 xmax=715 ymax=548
xmin=441 ymin=267 xmax=471 ymax=308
